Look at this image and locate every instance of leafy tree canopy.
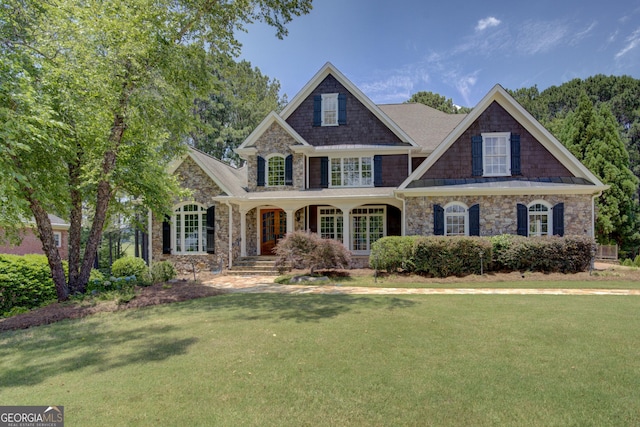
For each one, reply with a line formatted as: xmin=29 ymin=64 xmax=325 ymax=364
xmin=0 ymin=0 xmax=312 ymax=300
xmin=406 ymin=91 xmax=471 ymax=114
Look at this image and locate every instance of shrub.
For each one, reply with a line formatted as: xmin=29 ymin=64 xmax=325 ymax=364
xmin=412 ymin=236 xmax=492 ymax=278
xmin=151 ymin=261 xmax=177 ymax=283
xmin=275 ymin=231 xmax=351 ymax=274
xmin=369 ymin=236 xmax=418 ymax=272
xmin=111 ymin=256 xmax=151 ymax=286
xmin=0 ymin=254 xmax=57 ymax=316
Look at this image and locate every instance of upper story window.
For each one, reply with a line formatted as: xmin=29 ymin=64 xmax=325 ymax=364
xmin=444 ymin=203 xmax=468 ymax=236
xmin=313 ymin=93 xmax=346 ymax=126
xmin=472 ymin=132 xmax=520 ymax=177
xmin=267 ymin=155 xmax=285 ymax=186
xmin=322 ymin=93 xmax=339 ymax=126
xmin=330 ymin=157 xmax=373 ymax=187
xmin=483 ymin=132 xmax=511 ymax=176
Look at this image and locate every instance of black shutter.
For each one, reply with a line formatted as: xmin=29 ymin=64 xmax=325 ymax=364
xmin=373 ymin=155 xmax=383 ymax=187
xmin=553 ymin=203 xmax=564 ymax=236
xmin=517 ymin=203 xmax=528 ymax=236
xmin=313 ymin=95 xmax=322 ymax=126
xmin=162 ymin=216 xmax=171 ymax=254
xmin=472 ymin=135 xmax=483 ymax=176
xmin=338 ymin=93 xmax=347 ymax=125
xmin=285 ymin=154 xmax=293 ymax=185
xmin=257 ymin=156 xmax=265 ymax=187
xmin=320 ymin=157 xmax=329 ymax=188
xmin=511 ymin=134 xmax=521 ymax=175
xmin=206 ymin=206 xmax=215 ymax=254
xmin=433 ymin=204 xmax=444 ymax=236
xmin=469 ymin=204 xmax=480 ymax=236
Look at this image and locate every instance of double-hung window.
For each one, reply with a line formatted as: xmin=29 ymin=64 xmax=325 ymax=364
xmin=445 ymin=203 xmax=468 ymax=236
xmin=528 ymin=202 xmax=550 ymax=236
xmin=330 ymin=157 xmax=373 ymax=187
xmin=322 ymin=93 xmax=339 ymax=126
xmin=483 ymin=132 xmax=511 ymax=176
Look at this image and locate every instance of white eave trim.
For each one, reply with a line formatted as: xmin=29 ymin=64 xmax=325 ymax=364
xmin=396 ymin=184 xmax=609 ymax=197
xmin=235 ymin=111 xmax=311 ymax=158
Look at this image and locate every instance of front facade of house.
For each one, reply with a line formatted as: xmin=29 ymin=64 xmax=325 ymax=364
xmin=149 ymin=63 xmax=607 ymax=271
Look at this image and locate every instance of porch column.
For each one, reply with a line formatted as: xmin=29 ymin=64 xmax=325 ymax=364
xmin=342 ymin=209 xmax=350 ymax=251
xmin=285 ymin=209 xmax=295 ymax=234
xmin=240 ymin=208 xmax=248 ymax=257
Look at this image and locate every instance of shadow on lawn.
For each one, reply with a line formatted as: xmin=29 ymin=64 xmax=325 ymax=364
xmin=0 ymin=323 xmax=197 ymax=387
xmin=180 ymin=293 xmax=418 ymax=323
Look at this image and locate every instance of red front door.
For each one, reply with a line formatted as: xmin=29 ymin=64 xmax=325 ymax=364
xmin=261 ymin=209 xmax=286 ymax=255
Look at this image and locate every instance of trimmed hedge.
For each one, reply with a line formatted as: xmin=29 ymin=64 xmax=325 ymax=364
xmin=0 ymin=254 xmax=58 ymax=316
xmin=111 ymin=256 xmax=152 ymax=286
xmin=370 ymin=235 xmax=595 ymax=277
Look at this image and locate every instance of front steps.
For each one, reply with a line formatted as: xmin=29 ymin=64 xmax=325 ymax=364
xmin=226 ymin=256 xmax=281 ymax=276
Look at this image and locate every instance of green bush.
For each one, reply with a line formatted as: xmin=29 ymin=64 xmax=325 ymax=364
xmin=412 ymin=236 xmax=492 ymax=278
xmin=369 ymin=236 xmax=418 ymax=272
xmin=151 ymin=261 xmax=177 ymax=283
xmin=111 ymin=256 xmax=151 ymax=286
xmin=0 ymin=254 xmax=58 ymax=316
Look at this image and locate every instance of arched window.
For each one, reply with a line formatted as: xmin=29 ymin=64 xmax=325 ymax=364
xmin=173 ymin=203 xmax=208 ymax=254
xmin=267 ymin=155 xmax=285 ymax=186
xmin=528 ymin=201 xmax=551 ymax=236
xmin=444 ymin=203 xmax=468 ymax=236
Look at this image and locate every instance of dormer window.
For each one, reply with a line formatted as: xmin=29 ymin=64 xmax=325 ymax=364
xmin=313 ymin=93 xmax=347 ymax=126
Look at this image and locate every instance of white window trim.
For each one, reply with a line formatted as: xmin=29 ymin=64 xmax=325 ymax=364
xmin=350 ymin=205 xmax=386 ymax=255
xmin=482 ymin=132 xmax=511 ymax=177
xmin=329 ymin=156 xmax=374 ymax=188
xmin=53 ymin=231 xmax=62 ymax=248
xmin=444 ymin=202 xmax=469 ymax=236
xmin=318 ymin=206 xmax=343 ymax=242
xmin=266 ymin=153 xmax=286 ymax=187
xmin=172 ymin=202 xmax=208 ymax=255
xmin=321 ymin=93 xmax=339 ymax=126
xmin=527 ymin=200 xmax=552 ymax=237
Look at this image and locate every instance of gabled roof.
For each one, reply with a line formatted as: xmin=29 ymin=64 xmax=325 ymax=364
xmin=379 ymin=103 xmax=466 ymax=153
xmin=278 ymin=62 xmax=418 ymax=147
xmin=169 ymin=147 xmax=247 ymax=197
xmin=235 ymin=111 xmax=310 ymax=156
xmin=399 ymin=84 xmax=607 ymax=191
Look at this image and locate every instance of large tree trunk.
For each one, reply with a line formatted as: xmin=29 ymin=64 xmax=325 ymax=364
xmin=29 ymin=198 xmax=69 ymax=301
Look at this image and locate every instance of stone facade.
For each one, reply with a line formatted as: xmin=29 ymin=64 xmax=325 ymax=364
xmin=405 ymin=193 xmax=593 ymax=237
xmin=246 ymin=123 xmax=305 ymax=192
xmin=151 ymin=157 xmax=239 ymax=273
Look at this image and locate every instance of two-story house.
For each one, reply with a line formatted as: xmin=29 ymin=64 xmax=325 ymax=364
xmin=149 ymin=62 xmax=607 ymax=270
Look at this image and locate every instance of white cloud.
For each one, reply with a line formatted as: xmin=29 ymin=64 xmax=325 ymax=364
xmin=570 ymin=21 xmax=597 ymax=45
xmin=615 ymin=27 xmax=640 ymax=59
xmin=476 ymin=17 xmax=501 ymax=31
xmin=359 ymin=66 xmax=431 ymax=103
xmin=515 ymin=21 xmax=569 ymax=55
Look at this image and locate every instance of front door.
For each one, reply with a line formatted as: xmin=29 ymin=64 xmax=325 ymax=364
xmin=261 ymin=209 xmax=286 ymax=255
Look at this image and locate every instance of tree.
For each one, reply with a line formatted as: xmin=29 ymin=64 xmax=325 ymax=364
xmin=406 ymin=91 xmax=470 ymax=114
xmin=558 ymin=94 xmax=640 ymax=250
xmin=0 ymin=0 xmax=312 ymax=300
xmin=190 ymin=56 xmax=285 ymax=166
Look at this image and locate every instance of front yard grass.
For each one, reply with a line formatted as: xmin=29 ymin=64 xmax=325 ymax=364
xmin=1 ymin=292 xmax=639 ymax=426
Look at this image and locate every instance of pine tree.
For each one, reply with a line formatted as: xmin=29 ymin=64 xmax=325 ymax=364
xmin=559 ymin=93 xmax=640 ymax=251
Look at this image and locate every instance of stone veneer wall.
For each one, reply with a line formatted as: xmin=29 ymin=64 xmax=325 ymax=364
xmin=151 ymin=157 xmax=240 ymax=273
xmin=246 ymin=123 xmax=305 ymax=192
xmin=405 ymin=194 xmax=593 ymax=237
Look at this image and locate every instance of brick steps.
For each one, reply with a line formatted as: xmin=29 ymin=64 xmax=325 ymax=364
xmin=227 ymin=256 xmax=280 ymax=276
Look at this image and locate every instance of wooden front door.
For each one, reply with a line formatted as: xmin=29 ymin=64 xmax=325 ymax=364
xmin=261 ymin=209 xmax=286 ymax=255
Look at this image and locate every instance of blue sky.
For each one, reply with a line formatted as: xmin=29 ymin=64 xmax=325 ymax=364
xmin=236 ymin=0 xmax=640 ymax=107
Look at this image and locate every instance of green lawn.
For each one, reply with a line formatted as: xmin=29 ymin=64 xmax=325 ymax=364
xmin=1 ymin=293 xmax=640 ymax=426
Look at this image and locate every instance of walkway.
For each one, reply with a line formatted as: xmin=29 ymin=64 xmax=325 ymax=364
xmin=201 ymin=275 xmax=640 ymax=296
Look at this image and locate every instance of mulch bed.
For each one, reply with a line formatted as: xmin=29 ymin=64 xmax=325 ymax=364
xmin=0 ymin=281 xmax=225 ymax=332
